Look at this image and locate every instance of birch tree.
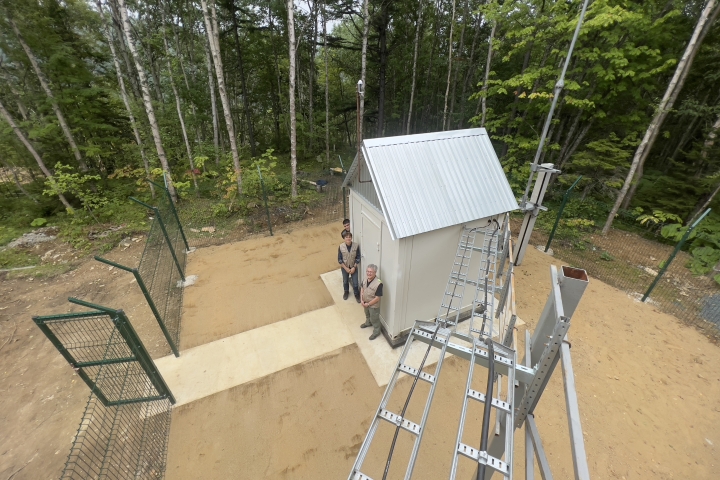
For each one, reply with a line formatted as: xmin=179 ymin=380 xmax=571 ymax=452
xmin=9 ymin=18 xmax=89 ymax=173
xmin=204 ymin=36 xmax=220 ymax=166
xmin=0 ymin=98 xmax=73 ymax=210
xmin=96 ymin=0 xmax=154 ymax=198
xmin=324 ymin=0 xmax=330 ymax=166
xmin=117 ymin=0 xmax=177 ymax=202
xmin=359 ymin=0 xmax=369 ymax=141
xmin=162 ymin=17 xmax=199 ymax=192
xmin=442 ymin=0 xmax=457 ymax=131
xmin=288 ymin=0 xmax=298 ymax=197
xmin=602 ymin=0 xmax=718 ymax=234
xmin=201 ymin=0 xmax=243 ymax=196
xmin=479 ymin=8 xmax=497 ymax=127
xmin=407 ymin=3 xmax=423 ymax=134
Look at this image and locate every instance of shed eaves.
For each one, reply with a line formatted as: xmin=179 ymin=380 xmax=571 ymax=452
xmin=343 ymin=128 xmax=518 ymax=240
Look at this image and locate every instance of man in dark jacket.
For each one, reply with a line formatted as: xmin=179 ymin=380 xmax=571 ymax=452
xmin=338 ymin=233 xmax=361 ymax=302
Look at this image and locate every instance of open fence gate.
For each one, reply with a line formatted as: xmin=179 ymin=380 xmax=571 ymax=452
xmin=33 ymin=298 xmax=175 ymax=479
xmin=96 ymin=179 xmax=190 ymax=357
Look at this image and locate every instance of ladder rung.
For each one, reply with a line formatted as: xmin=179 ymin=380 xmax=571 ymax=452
xmin=441 ymin=304 xmax=459 ymax=311
xmin=398 ymin=363 xmax=436 ymax=384
xmin=352 ymin=473 xmax=374 ymax=480
xmin=378 ymin=409 xmax=421 ymax=436
xmin=457 ymin=443 xmax=510 ymax=475
xmin=467 ymin=388 xmax=512 ymax=413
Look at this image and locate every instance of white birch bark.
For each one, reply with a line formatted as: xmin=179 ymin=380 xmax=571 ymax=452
xmin=162 ymin=24 xmax=199 ymax=192
xmin=288 ymin=0 xmax=298 ymax=197
xmin=442 ymin=0 xmax=457 ymax=131
xmin=407 ymin=3 xmax=424 ymax=134
xmin=201 ymin=0 xmax=243 ymax=196
xmin=96 ymin=0 xmax=154 ymax=198
xmin=204 ymin=36 xmax=220 ymax=166
xmin=603 ymin=0 xmax=717 ymax=234
xmin=480 ymin=18 xmax=496 ymax=127
xmin=10 ymin=18 xmax=88 ymax=173
xmin=0 ymin=98 xmax=73 ymax=210
xmin=324 ymin=0 xmax=330 ymax=167
xmin=359 ymin=0 xmax=369 ymax=139
xmin=117 ymin=0 xmax=177 ymax=202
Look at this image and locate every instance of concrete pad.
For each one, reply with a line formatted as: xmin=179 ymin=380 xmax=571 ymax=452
xmin=321 ymin=270 xmax=455 ymax=387
xmin=320 ymin=269 xmax=525 ymax=387
xmin=155 ymin=305 xmax=354 ymax=406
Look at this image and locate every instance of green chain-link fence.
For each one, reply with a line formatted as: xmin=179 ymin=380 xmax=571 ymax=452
xmin=33 ymin=298 xmax=174 ymax=479
xmin=96 ymin=181 xmax=188 ymax=357
xmin=177 ymin=172 xmax=345 ymax=248
xmin=527 ymin=190 xmax=720 ymax=342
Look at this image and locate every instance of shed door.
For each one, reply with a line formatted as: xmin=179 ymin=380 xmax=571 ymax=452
xmin=361 ymin=212 xmax=381 ymax=282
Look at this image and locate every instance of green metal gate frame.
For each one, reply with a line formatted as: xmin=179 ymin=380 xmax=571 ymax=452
xmin=95 ymin=181 xmax=190 ymax=357
xmin=34 ymin=298 xmax=175 ymax=480
xmin=33 ymin=297 xmax=175 ymax=406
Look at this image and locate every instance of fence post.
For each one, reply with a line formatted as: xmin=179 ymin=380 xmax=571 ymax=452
xmin=257 ymin=165 xmax=273 ymax=236
xmin=545 ymin=176 xmax=582 ymax=253
xmin=642 ymin=208 xmax=711 ymax=302
xmin=148 ymin=179 xmax=190 ymax=251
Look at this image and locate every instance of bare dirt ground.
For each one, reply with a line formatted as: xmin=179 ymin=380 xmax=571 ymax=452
xmin=166 ymin=240 xmax=720 ymax=479
xmin=2 ymin=223 xmax=720 ymax=479
xmin=181 ymin=224 xmax=339 ymax=349
xmin=0 ymin=238 xmax=168 ymax=480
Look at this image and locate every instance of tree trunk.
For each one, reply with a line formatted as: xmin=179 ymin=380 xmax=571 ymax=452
xmin=231 ymin=8 xmax=257 ymax=157
xmin=448 ymin=0 xmax=469 ymax=129
xmin=377 ymin=2 xmax=389 ymax=136
xmin=0 ymin=98 xmax=72 ymax=210
xmin=117 ymin=0 xmax=177 ymax=202
xmin=96 ymin=0 xmax=154 ymax=198
xmin=407 ymin=2 xmax=424 ymax=134
xmin=324 ymin=0 xmax=330 ymax=167
xmin=687 ymin=111 xmax=720 ymax=223
xmin=479 ymin=16 xmax=497 ymax=127
xmin=108 ymin=0 xmax=142 ymax=99
xmin=442 ymin=0 xmax=458 ymax=131
xmin=203 ymin=36 xmax=220 ymax=166
xmin=602 ymin=0 xmax=717 ymax=234
xmin=1 ymin=156 xmax=36 ymax=202
xmin=268 ymin=6 xmax=284 ymax=147
xmin=308 ymin=0 xmax=318 ymax=151
xmin=162 ymin=24 xmax=198 ymax=192
xmin=288 ymin=0 xmax=298 ymax=197
xmin=10 ymin=18 xmax=89 ymax=173
xmin=458 ymin=12 xmax=482 ymax=128
xmin=201 ymin=0 xmax=243 ymax=196
xmin=359 ymin=0 xmax=369 ymax=140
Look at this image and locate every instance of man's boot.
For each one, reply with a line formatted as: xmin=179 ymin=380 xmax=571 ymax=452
xmin=343 ymin=291 xmax=349 ymax=300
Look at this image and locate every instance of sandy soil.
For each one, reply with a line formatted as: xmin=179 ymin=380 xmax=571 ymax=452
xmin=180 ymin=223 xmax=340 ymax=349
xmin=0 ymin=238 xmax=169 ymax=480
xmin=165 ymin=242 xmax=720 ymax=479
xmin=3 ymin=223 xmax=720 ymax=479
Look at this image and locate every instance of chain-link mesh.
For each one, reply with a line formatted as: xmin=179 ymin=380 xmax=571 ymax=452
xmin=136 ymin=213 xmax=184 ymax=356
xmin=61 ymin=393 xmax=172 ymax=480
xmin=526 ymin=208 xmax=720 ymax=342
xmin=34 ymin=303 xmax=174 ymax=480
xmin=177 ymin=174 xmax=345 ymax=248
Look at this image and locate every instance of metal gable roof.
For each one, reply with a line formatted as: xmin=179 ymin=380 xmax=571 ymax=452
xmin=343 ymin=128 xmax=518 ymax=240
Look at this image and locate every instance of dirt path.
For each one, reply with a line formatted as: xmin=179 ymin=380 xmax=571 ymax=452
xmin=181 ymin=223 xmax=340 ymax=349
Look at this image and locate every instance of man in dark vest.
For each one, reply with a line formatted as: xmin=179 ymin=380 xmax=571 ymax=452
xmin=341 ymin=218 xmax=351 ymax=238
xmin=338 ymin=232 xmax=361 ymax=302
xmin=360 ymin=264 xmax=383 ymax=340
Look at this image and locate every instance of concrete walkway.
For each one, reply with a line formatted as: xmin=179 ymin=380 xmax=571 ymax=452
xmin=155 ymin=305 xmax=354 ymax=406
xmin=155 ymin=268 xmax=525 ymax=406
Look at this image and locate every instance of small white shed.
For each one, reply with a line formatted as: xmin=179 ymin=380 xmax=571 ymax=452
xmin=342 ymin=128 xmax=518 ymax=345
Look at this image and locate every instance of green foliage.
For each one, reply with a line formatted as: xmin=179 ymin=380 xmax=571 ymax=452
xmin=43 ymin=163 xmax=106 ymax=216
xmin=241 ymin=149 xmax=280 ymax=199
xmin=600 ymin=251 xmax=614 ymax=261
xmin=31 ymin=218 xmax=47 ymax=227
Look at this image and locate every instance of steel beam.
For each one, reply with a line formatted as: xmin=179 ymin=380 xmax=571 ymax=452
xmin=561 ymin=341 xmax=590 ymax=480
xmin=526 ymin=415 xmax=553 ymax=480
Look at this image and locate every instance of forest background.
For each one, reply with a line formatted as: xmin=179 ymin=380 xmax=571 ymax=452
xmin=1 ymin=0 xmax=720 ymax=280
